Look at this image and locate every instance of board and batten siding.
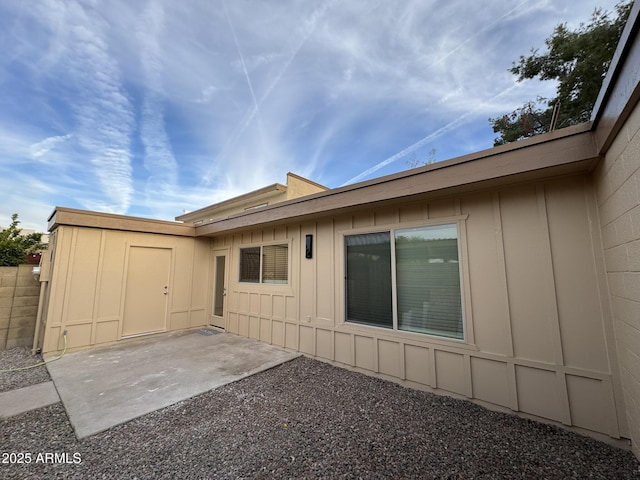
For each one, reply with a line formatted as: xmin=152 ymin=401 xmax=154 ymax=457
xmin=40 ymin=226 xmax=210 ymax=353
xmin=219 ymin=173 xmax=626 ymax=439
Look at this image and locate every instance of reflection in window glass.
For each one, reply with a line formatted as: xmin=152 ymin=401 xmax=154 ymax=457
xmin=345 ymin=232 xmax=393 ymax=328
xmin=262 ymin=244 xmax=288 ymax=284
xmin=395 ymin=224 xmax=463 ymax=339
xmin=239 ymin=247 xmax=260 ymax=283
xmin=344 ymin=224 xmax=464 ymax=340
xmin=239 ymin=244 xmax=288 ymax=284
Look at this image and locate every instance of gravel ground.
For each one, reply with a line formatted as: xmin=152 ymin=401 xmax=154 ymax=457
xmin=0 ymin=347 xmax=51 ymax=393
xmin=1 ymin=355 xmax=639 ymax=479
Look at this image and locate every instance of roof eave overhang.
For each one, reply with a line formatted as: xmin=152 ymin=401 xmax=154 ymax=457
xmin=48 ymin=207 xmax=196 ymax=237
xmin=175 ymin=183 xmax=287 ymax=222
xmin=591 ymin=0 xmax=640 ymax=153
xmin=195 ymin=124 xmax=598 ymax=237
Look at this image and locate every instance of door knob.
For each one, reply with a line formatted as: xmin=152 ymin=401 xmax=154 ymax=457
xmin=163 ymin=286 xmax=168 ymax=295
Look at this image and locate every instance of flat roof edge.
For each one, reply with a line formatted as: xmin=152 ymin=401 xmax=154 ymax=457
xmin=195 ymin=126 xmax=598 ymax=236
xmin=49 ymin=207 xmax=195 ymax=237
xmin=591 ymin=1 xmax=640 ymax=152
xmin=339 ymin=122 xmax=593 ymax=191
xmin=175 ymin=183 xmax=286 ymax=222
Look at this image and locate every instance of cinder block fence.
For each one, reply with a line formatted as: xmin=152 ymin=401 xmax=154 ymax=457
xmin=0 ymin=265 xmax=40 ymax=349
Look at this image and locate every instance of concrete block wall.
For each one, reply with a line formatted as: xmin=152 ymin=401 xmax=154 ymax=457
xmin=0 ymin=265 xmax=40 ymax=349
xmin=594 ymin=99 xmax=640 ymax=458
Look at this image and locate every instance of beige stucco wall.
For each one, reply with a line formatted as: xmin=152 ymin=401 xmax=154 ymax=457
xmin=594 ymin=99 xmax=640 ymax=457
xmin=0 ymin=264 xmax=41 ymax=349
xmin=216 ymin=173 xmax=627 ymax=440
xmin=39 ymin=226 xmax=210 ymax=353
xmin=285 ymin=172 xmax=328 ymax=200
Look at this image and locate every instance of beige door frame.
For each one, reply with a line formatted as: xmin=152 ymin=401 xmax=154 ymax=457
xmin=210 ymin=247 xmax=229 ymax=329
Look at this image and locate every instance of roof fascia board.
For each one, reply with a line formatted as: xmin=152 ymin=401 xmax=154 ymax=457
xmin=591 ymin=1 xmax=640 ymax=153
xmin=195 ymin=127 xmax=597 ymax=236
xmin=49 ymin=207 xmax=196 ymax=237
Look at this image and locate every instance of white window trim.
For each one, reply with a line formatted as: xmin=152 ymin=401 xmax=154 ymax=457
xmin=338 ymin=215 xmax=474 ymax=346
xmin=238 ymin=239 xmax=292 ymax=286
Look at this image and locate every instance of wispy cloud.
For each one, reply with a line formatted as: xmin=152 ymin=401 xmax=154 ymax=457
xmin=30 ymin=134 xmax=72 ymax=159
xmin=32 ymin=0 xmax=136 ymax=214
xmin=343 ymin=84 xmax=520 ymax=185
xmin=223 ymin=1 xmax=261 ymax=118
xmin=136 ymin=1 xmax=179 ymax=216
xmin=195 ymin=85 xmax=218 ymax=104
xmin=0 ymin=0 xmax=622 ymax=228
xmin=431 ymin=0 xmax=531 ymax=66
xmin=0 ymin=129 xmax=34 ymax=161
xmin=200 ymin=0 xmax=335 ymax=189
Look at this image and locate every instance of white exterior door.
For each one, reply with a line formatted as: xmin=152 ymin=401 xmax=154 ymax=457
xmin=211 ymin=249 xmax=228 ymax=329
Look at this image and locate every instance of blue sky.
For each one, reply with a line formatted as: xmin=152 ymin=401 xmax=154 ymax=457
xmin=0 ymin=0 xmax=622 ymax=231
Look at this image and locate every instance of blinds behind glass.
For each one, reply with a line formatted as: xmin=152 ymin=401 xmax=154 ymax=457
xmin=239 ymin=247 xmax=260 ymax=283
xmin=395 ymin=227 xmax=463 ymax=339
xmin=345 ymin=232 xmax=393 ymax=328
xmin=262 ymin=244 xmax=288 ymax=284
xmin=344 ymin=224 xmax=463 ymax=339
xmin=240 ymin=244 xmax=288 ymax=284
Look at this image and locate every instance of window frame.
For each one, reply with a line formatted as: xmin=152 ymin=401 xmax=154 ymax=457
xmin=238 ymin=240 xmax=291 ymax=286
xmin=339 ymin=216 xmax=473 ymax=345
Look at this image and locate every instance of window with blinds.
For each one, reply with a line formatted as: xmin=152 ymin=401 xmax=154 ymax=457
xmin=345 ymin=232 xmax=393 ymax=328
xmin=239 ymin=244 xmax=288 ymax=284
xmin=395 ymin=224 xmax=463 ymax=339
xmin=344 ymin=223 xmax=463 ymax=340
xmin=262 ymin=244 xmax=288 ymax=284
xmin=239 ymin=247 xmax=261 ymax=282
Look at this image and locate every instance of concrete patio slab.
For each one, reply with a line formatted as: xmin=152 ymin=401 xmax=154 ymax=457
xmin=0 ymin=381 xmax=60 ymax=418
xmin=45 ymin=330 xmax=299 ymax=438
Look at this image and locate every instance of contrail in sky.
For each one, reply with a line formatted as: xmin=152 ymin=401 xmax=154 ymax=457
xmin=202 ymin=1 xmax=333 ymax=186
xmin=342 ymin=84 xmax=519 ymax=186
xmin=434 ymin=0 xmax=529 ymax=65
xmin=342 ymin=1 xmax=532 ymax=186
xmin=223 ymin=1 xmax=260 ymax=113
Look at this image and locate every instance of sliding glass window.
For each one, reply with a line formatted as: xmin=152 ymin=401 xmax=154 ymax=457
xmin=239 ymin=244 xmax=289 ymax=284
xmin=344 ymin=224 xmax=464 ymax=340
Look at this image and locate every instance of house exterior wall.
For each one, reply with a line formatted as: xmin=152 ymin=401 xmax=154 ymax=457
xmin=39 ymin=225 xmax=210 ymax=353
xmin=285 ymin=172 xmax=328 ymax=200
xmin=594 ymin=98 xmax=640 ymax=457
xmin=216 ymin=173 xmax=627 ymax=439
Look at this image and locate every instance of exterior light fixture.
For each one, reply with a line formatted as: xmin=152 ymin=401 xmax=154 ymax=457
xmin=305 ymin=234 xmax=313 ymax=259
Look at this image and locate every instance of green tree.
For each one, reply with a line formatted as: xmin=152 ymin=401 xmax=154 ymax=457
xmin=490 ymin=1 xmax=632 ymax=146
xmin=0 ymin=214 xmax=46 ymax=266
